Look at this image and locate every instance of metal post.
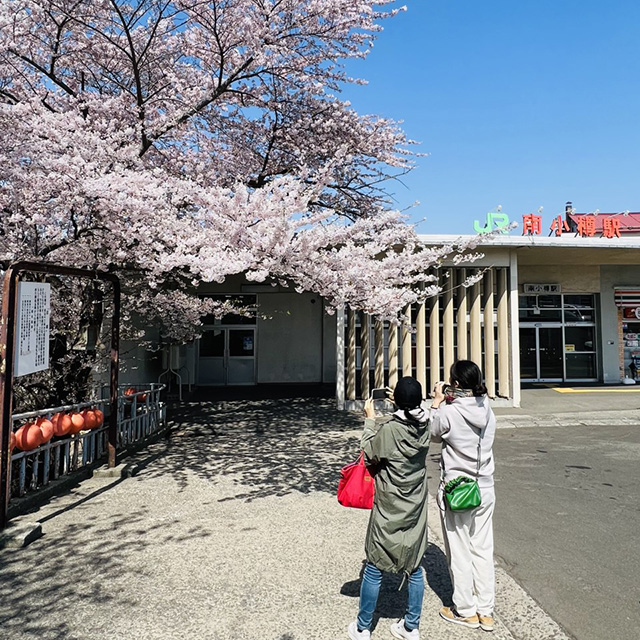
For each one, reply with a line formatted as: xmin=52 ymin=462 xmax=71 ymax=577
xmin=0 ymin=266 xmax=19 ymax=530
xmin=109 ymin=277 xmax=120 ymax=468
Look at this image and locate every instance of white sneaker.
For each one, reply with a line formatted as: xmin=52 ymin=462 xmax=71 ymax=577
xmin=390 ymin=618 xmax=420 ymax=640
xmin=348 ymin=621 xmax=371 ymax=640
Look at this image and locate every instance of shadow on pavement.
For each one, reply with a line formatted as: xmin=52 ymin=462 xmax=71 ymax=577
xmin=153 ymin=396 xmax=363 ymax=501
xmin=0 ymin=396 xmax=454 ymax=640
xmin=0 ymin=500 xmax=214 ymax=639
xmin=340 ymin=543 xmax=454 ymax=631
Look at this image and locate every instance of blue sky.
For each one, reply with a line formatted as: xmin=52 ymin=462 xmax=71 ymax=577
xmin=342 ymin=0 xmax=640 ymax=234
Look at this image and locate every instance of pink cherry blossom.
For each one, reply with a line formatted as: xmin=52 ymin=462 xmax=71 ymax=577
xmin=0 ymin=1 xmax=479 ymax=344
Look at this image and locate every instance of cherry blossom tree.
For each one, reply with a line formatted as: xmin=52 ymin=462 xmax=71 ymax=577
xmin=0 ymin=0 xmax=479 ymax=352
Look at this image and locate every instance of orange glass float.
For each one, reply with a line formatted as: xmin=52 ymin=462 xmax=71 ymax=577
xmin=15 ymin=423 xmax=43 ymax=451
xmin=68 ymin=412 xmax=85 ymax=434
xmin=52 ymin=412 xmax=73 ymax=436
xmin=82 ymin=409 xmax=99 ymax=430
xmin=36 ymin=416 xmax=54 ymax=443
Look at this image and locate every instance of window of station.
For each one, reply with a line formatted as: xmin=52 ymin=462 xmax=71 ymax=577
xmin=519 ymin=295 xmax=562 ymax=322
xmin=519 ymin=294 xmax=595 ymax=324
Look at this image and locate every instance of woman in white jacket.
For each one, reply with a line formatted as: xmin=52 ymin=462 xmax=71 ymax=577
xmin=429 ymin=360 xmax=496 ymax=633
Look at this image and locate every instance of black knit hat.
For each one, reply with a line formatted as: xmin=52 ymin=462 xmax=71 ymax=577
xmin=394 ymin=376 xmax=423 ymax=410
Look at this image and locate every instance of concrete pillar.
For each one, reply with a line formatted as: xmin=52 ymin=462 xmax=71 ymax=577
xmin=509 ymin=253 xmax=521 ymax=407
xmin=347 ymin=309 xmax=356 ymax=401
xmin=402 ymin=304 xmax=412 ymax=377
xmin=336 ymin=307 xmax=346 ymax=409
xmin=456 ymin=269 xmax=468 ymax=360
xmin=429 ymin=274 xmax=441 ymax=393
xmin=374 ymin=317 xmax=384 ymax=389
xmin=388 ymin=321 xmax=399 ymax=388
xmin=443 ymin=278 xmax=454 ymax=381
xmin=470 ymin=273 xmax=482 ymax=366
xmin=497 ymin=268 xmax=511 ymax=398
xmin=361 ymin=313 xmax=370 ymax=399
xmin=416 ymin=298 xmax=427 ymax=391
xmin=483 ymin=269 xmax=496 ymax=397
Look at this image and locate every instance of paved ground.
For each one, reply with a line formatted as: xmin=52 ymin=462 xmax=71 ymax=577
xmin=488 ymin=422 xmax=640 ymax=640
xmin=494 ymin=383 xmax=640 ymax=427
xmin=0 ymin=396 xmax=569 ymax=640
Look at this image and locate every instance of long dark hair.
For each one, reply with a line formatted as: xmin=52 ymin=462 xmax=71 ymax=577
xmin=449 ymin=360 xmax=487 ymax=397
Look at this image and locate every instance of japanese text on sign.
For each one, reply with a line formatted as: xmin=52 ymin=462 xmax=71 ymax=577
xmin=522 ymin=213 xmax=622 ymax=237
xmin=15 ymin=282 xmax=51 ymax=377
xmin=523 ymin=283 xmax=561 ymax=294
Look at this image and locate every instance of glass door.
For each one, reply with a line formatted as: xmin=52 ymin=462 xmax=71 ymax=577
xmin=227 ymin=328 xmax=256 ymax=385
xmin=538 ymin=327 xmax=564 ymax=379
xmin=519 ymin=325 xmax=564 ymax=381
xmin=198 ymin=328 xmax=226 ymax=385
xmin=520 ymin=327 xmax=537 ymax=379
xmin=198 ymin=328 xmax=256 ymax=385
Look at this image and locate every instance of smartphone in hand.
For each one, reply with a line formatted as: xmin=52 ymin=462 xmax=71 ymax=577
xmin=371 ymin=388 xmax=387 ymax=400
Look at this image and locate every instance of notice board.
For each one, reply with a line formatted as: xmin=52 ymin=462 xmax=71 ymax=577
xmin=15 ymin=282 xmax=51 ymax=377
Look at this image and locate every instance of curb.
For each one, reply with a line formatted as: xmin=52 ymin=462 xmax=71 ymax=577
xmin=0 ymin=519 xmax=42 ymax=549
xmin=496 ymin=410 xmax=640 ymax=429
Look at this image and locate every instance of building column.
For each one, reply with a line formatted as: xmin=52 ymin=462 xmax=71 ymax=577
xmin=361 ymin=313 xmax=370 ymax=399
xmin=470 ymin=272 xmax=482 ymax=366
xmin=618 ymin=307 xmax=625 ymax=380
xmin=429 ymin=273 xmax=441 ymax=393
xmin=416 ymin=297 xmax=427 ymax=392
xmin=483 ymin=269 xmax=496 ymax=397
xmin=347 ymin=309 xmax=356 ymax=401
xmin=336 ymin=307 xmax=346 ymax=409
xmin=508 ymin=252 xmax=521 ymax=407
xmin=456 ymin=269 xmax=468 ymax=360
xmin=402 ymin=304 xmax=412 ymax=377
xmin=443 ymin=277 xmax=455 ymax=381
xmin=388 ymin=321 xmax=399 ymax=389
xmin=497 ymin=268 xmax=510 ymax=398
xmin=374 ymin=317 xmax=384 ymax=389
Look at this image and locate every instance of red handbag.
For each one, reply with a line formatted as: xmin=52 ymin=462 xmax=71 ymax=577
xmin=337 ymin=451 xmax=375 ymax=509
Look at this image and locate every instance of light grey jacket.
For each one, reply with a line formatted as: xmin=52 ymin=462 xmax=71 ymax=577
xmin=361 ymin=415 xmax=430 ymax=574
xmin=429 ymin=395 xmax=496 ymax=488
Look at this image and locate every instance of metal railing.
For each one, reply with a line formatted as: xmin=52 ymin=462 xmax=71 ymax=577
xmin=8 ymin=383 xmax=166 ymax=500
xmin=111 ymin=384 xmax=167 ymax=447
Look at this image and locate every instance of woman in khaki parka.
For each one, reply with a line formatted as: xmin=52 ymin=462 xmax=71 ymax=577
xmin=348 ymin=376 xmax=431 ymax=640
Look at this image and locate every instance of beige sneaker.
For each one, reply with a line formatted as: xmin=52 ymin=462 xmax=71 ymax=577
xmin=478 ymin=614 xmax=494 ymax=632
xmin=439 ymin=606 xmax=480 ymax=629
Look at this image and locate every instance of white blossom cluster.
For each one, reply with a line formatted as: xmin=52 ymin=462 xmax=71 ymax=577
xmin=0 ymin=0 xmax=480 ymax=343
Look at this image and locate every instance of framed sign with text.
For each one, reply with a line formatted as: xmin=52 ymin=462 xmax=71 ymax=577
xmin=14 ymin=282 xmax=51 ymax=377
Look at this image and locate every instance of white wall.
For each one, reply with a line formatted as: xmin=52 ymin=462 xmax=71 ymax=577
xmin=256 ymin=291 xmax=324 ymax=383
xmin=119 ymin=340 xmax=164 ymax=386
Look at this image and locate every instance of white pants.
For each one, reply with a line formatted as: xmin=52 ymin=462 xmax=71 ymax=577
xmin=440 ymin=485 xmax=495 ymax=617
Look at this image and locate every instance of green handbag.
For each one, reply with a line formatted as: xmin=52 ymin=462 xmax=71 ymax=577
xmin=440 ymin=421 xmax=485 ymax=512
xmin=443 ymin=476 xmax=481 ymax=511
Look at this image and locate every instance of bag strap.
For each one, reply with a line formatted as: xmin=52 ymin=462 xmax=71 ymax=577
xmin=474 ymin=426 xmax=484 ymax=479
xmin=440 ymin=414 xmax=488 ymax=481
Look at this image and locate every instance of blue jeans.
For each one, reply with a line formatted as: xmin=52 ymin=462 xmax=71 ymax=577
xmin=356 ymin=562 xmax=425 ymax=631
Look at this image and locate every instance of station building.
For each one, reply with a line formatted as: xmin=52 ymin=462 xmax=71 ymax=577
xmin=127 ymin=215 xmax=640 ymax=408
